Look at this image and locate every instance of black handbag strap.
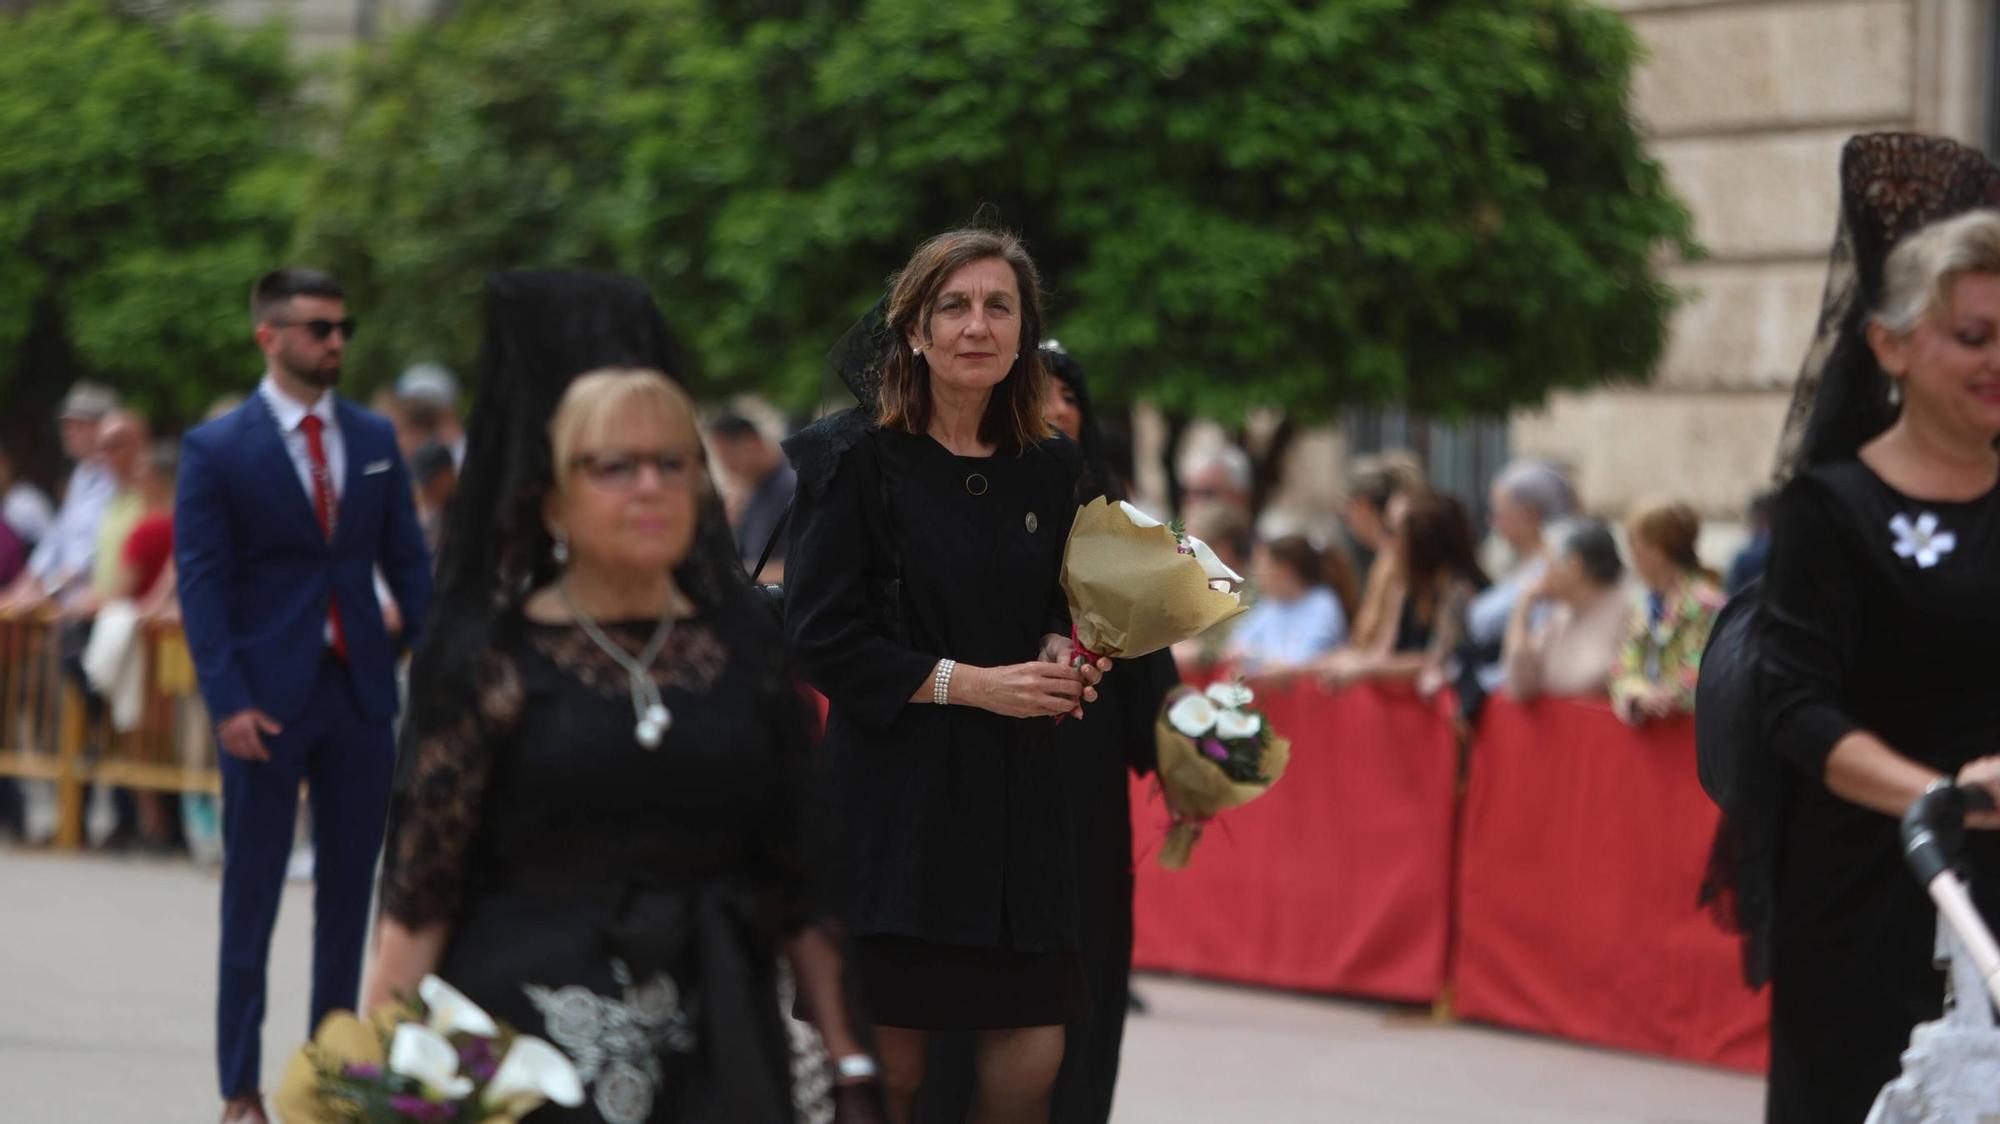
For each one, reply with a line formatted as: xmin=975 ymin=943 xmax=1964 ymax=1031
xmin=749 ymin=502 xmax=790 ymax=583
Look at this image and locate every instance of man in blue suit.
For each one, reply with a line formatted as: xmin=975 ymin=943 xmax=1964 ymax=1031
xmin=177 ymin=268 xmax=433 ymax=1124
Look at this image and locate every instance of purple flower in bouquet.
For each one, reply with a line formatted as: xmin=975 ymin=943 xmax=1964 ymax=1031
xmin=341 ymin=1062 xmax=383 ymax=1080
xmin=1200 ymin=737 xmax=1230 ymax=762
xmin=458 ymin=1036 xmax=499 ymax=1082
xmin=388 ymin=1093 xmax=459 ymax=1122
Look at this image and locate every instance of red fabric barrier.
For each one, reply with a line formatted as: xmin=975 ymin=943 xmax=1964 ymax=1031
xmin=1452 ymin=697 xmax=1770 ymax=1072
xmin=1130 ymin=682 xmax=1459 ymax=1003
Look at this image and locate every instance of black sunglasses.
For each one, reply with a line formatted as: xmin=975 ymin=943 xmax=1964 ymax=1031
xmin=271 ymin=317 xmax=358 ymax=342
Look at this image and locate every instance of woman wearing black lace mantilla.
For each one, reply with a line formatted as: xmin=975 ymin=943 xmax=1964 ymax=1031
xmin=361 ymin=273 xmax=880 ymax=1124
xmin=1757 ymin=135 xmax=2000 ymax=1121
xmin=783 ymin=228 xmax=1112 ymax=1123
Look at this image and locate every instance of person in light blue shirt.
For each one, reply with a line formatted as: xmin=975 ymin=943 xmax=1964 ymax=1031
xmin=1227 ymin=535 xmax=1353 ymax=674
xmin=0 ymin=381 xmax=120 ymax=613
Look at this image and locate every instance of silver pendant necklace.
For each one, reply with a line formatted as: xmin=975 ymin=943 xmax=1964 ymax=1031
xmin=557 ymin=581 xmax=677 ymax=749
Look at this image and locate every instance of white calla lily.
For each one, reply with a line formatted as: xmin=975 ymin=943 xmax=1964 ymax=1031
xmin=485 ymin=1035 xmax=586 ymax=1112
xmin=419 ymin=974 xmax=500 ymax=1037
xmin=1167 ymin=692 xmax=1219 ymax=738
xmin=1215 ymin=709 xmax=1262 ymax=740
xmin=388 ymin=1023 xmax=474 ymax=1099
xmin=1116 ymin=500 xmax=1166 ymax=529
xmin=1185 ymin=534 xmax=1245 ymax=585
xmin=1205 ymin=682 xmax=1254 ymax=710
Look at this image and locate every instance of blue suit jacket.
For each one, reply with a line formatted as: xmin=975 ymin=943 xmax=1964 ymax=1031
xmin=175 ymin=394 xmax=433 ymax=725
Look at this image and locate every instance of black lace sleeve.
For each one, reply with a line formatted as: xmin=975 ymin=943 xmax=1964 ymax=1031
xmin=378 ymin=646 xmax=523 ymax=930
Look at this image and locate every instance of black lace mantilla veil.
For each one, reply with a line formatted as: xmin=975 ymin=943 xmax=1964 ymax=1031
xmin=382 ymin=270 xmax=759 ymax=896
xmin=1774 ymin=133 xmax=2000 ymax=478
xmin=1704 ymin=134 xmax=2000 ymax=989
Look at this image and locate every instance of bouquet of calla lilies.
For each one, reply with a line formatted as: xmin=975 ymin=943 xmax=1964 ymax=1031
xmin=275 ymin=975 xmax=585 ymax=1123
xmin=1060 ymin=499 xmax=1247 ymax=669
xmin=1151 ymin=680 xmax=1290 ymax=869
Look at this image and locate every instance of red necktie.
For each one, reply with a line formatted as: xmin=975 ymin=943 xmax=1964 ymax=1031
xmin=299 ymin=414 xmax=348 ymax=662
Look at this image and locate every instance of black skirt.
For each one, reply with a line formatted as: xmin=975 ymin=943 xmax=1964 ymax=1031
xmin=853 ymin=933 xmax=1085 ymax=1030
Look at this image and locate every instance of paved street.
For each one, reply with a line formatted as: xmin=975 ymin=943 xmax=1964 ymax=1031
xmin=2 ymin=850 xmax=1764 ymax=1122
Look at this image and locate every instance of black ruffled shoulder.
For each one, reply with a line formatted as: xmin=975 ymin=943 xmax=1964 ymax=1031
xmin=781 ymin=407 xmax=876 ymax=507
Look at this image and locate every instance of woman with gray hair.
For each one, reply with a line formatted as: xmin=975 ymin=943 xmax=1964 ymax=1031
xmin=1499 ymin=518 xmax=1629 ymax=701
xmin=1451 ymin=460 xmax=1576 ymax=711
xmin=1752 ymin=140 xmax=2000 ymax=1121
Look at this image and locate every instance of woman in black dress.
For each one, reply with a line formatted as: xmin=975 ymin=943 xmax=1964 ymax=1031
xmin=785 ymin=229 xmax=1111 ymax=1123
xmin=1760 ymin=135 xmax=2000 ymax=1122
xmin=362 ymin=273 xmax=877 ymax=1124
xmin=915 ymin=343 xmax=1182 ymax=1124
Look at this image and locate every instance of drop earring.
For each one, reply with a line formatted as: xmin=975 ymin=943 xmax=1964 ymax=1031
xmin=1887 ymin=377 xmax=1903 ymax=409
xmin=552 ymin=533 xmax=570 ymax=565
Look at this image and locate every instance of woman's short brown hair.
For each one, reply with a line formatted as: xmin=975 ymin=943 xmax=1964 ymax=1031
xmin=876 ymin=227 xmax=1052 ymax=451
xmin=1625 ymin=500 xmax=1704 ymax=573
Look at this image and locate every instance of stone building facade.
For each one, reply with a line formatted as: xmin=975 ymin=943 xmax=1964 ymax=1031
xmin=1514 ymin=0 xmax=1993 ymax=519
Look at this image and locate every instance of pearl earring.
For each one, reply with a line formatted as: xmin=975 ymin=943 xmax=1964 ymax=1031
xmin=552 ymin=534 xmax=570 ymax=565
xmin=1887 ymin=378 xmax=1903 ymax=409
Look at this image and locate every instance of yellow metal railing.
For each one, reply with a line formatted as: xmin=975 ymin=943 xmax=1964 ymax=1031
xmin=0 ymin=614 xmax=217 ymax=849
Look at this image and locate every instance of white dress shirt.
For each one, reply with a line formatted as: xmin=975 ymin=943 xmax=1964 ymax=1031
xmin=259 ymin=375 xmax=345 ymax=505
xmin=27 ymin=459 xmax=117 ymax=600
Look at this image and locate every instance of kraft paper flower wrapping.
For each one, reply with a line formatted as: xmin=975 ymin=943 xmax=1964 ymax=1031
xmin=1062 ymin=499 xmax=1247 ymax=662
xmin=1151 ymin=685 xmax=1290 ymax=870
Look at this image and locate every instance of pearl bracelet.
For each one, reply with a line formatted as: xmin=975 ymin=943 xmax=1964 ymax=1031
xmin=933 ymin=659 xmax=956 ymax=706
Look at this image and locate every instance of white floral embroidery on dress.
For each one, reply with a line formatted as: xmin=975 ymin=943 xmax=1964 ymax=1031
xmin=524 ymin=959 xmax=698 ymax=1124
xmin=1890 ymin=511 xmax=1958 ymax=569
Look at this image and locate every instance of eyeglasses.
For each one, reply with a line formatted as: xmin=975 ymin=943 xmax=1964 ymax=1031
xmin=270 ymin=318 xmax=358 ymax=342
xmin=570 ymin=450 xmax=698 ymax=491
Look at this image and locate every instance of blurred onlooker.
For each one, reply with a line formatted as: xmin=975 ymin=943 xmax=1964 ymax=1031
xmin=0 ymin=439 xmax=54 ymax=547
xmin=408 ymin=442 xmax=457 ymax=558
xmin=0 ymin=381 xmax=120 ymax=614
xmin=1502 ymin=518 xmax=1630 ymax=702
xmin=1339 ymin=451 xmax=1425 ymax=580
xmin=1457 ymin=461 xmax=1577 ymax=714
xmin=76 ymin=410 xmax=151 ymax=614
xmin=396 ymin=363 xmax=464 ymax=467
xmin=1611 ymin=500 xmax=1725 ymax=726
xmin=1726 ymin=491 xmax=1775 ymax=595
xmin=1226 ymin=535 xmax=1353 ymax=675
xmin=124 ymin=441 xmax=179 ymax=617
xmin=1178 ymin=443 xmax=1253 ymax=516
xmin=706 ymin=413 xmax=796 ymax=583
xmin=1320 ymin=491 xmax=1488 ymax=690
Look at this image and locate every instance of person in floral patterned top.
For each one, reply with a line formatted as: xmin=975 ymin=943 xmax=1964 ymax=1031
xmin=1610 ymin=500 xmax=1725 ymax=725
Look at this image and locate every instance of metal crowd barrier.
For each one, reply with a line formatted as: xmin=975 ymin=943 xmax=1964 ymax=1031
xmin=0 ymin=613 xmax=217 ymax=849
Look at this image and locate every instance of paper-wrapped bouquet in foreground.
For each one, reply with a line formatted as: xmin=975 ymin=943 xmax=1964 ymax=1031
xmin=275 ymin=975 xmax=583 ymax=1123
xmin=1061 ymin=498 xmax=1247 ymax=665
xmin=1152 ymin=681 xmax=1290 ymax=869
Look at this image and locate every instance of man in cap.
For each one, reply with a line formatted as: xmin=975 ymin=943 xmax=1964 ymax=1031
xmin=0 ymin=381 xmax=122 ymax=613
xmin=394 ymin=362 xmax=464 ymax=469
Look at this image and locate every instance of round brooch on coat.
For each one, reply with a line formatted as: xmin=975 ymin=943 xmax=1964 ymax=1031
xmin=1025 ymin=512 xmax=1039 ymax=533
xmin=965 ymin=473 xmax=989 ymax=496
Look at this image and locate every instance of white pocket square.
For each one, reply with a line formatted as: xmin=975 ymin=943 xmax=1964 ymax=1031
xmin=363 ymin=459 xmax=393 ymax=475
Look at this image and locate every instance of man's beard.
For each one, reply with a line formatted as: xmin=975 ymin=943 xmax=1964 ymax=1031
xmin=281 ymin=351 xmax=341 ymax=390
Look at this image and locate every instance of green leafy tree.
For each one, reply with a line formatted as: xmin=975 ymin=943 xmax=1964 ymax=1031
xmin=0 ymin=1 xmax=305 ymax=441
xmin=305 ymin=0 xmax=1692 ymax=422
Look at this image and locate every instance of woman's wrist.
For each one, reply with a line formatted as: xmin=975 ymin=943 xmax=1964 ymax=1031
xmin=945 ymin=663 xmax=984 ymax=708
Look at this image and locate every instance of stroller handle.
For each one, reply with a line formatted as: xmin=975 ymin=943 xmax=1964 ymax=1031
xmin=1903 ymin=782 xmax=1997 ymax=892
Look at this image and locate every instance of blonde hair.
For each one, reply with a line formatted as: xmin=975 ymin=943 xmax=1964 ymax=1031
xmin=1875 ymin=209 xmax=2000 ymax=332
xmin=549 ymin=368 xmax=707 ymax=495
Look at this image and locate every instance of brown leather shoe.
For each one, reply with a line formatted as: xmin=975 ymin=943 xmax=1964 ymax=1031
xmin=220 ymin=1093 xmax=268 ymax=1124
